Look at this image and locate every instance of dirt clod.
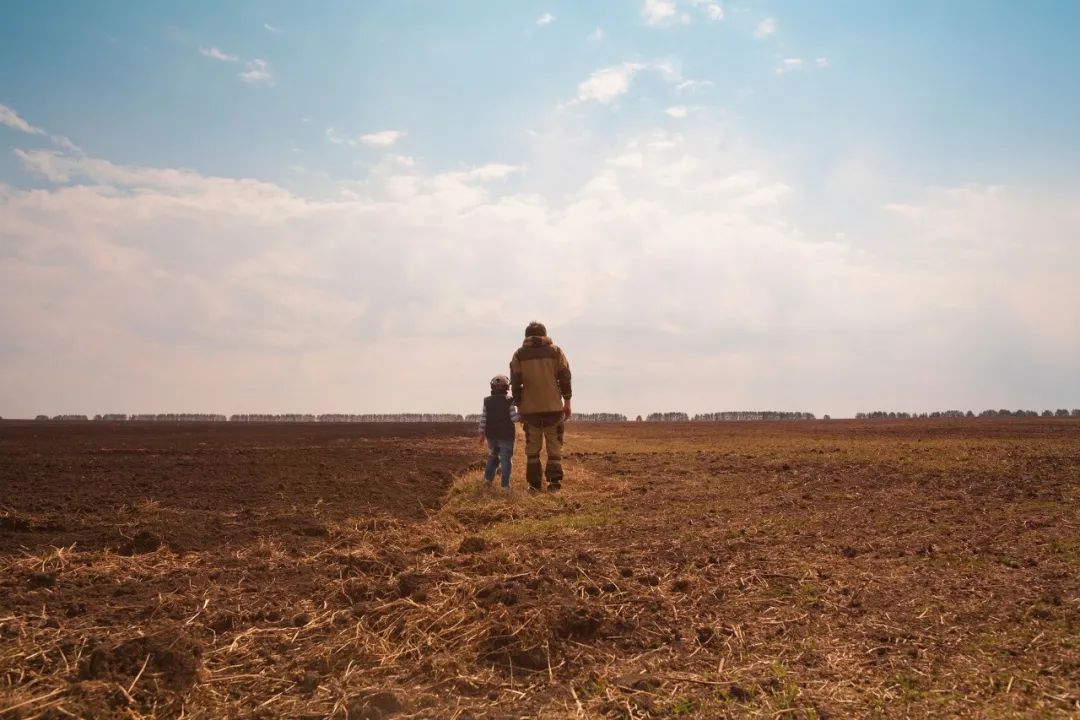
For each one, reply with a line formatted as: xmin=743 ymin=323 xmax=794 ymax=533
xmin=296 ymin=670 xmax=321 ymax=695
xmin=208 ymin=612 xmax=236 ymax=633
xmin=458 ymin=535 xmax=488 ymax=554
xmin=484 ymin=624 xmax=549 ymax=672
xmin=0 ymin=515 xmax=31 ymax=531
xmin=294 ymin=521 xmax=329 ymax=537
xmin=343 ymin=690 xmax=403 ymax=719
xmin=29 ymin=572 xmax=56 ymax=588
xmin=417 ymin=542 xmax=442 ymax=555
xmin=614 ymin=673 xmax=661 ymax=691
xmin=81 ymin=630 xmax=202 ymax=692
xmin=554 ymin=604 xmax=605 ymax=641
xmin=671 ymin=578 xmax=692 ymax=593
xmin=120 ymin=530 xmax=165 ymax=555
xmin=395 ymin=572 xmax=427 ymax=599
xmin=476 ymin=580 xmax=526 ymax=607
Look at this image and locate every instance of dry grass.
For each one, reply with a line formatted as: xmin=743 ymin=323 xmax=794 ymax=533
xmin=1 ymin=419 xmax=1078 ymax=718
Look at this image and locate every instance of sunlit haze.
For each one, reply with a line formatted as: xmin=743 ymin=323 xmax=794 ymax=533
xmin=2 ymin=1 xmax=1078 ymax=419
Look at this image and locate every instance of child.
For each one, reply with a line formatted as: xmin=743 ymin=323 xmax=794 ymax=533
xmin=478 ymin=374 xmax=520 ymax=489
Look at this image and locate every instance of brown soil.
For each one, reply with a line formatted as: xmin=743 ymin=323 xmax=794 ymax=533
xmin=0 ymin=421 xmax=470 ymax=555
xmin=0 ymin=418 xmax=1077 ymax=718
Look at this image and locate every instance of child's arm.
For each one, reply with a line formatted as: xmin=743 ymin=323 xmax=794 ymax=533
xmin=478 ymin=402 xmax=487 ymax=439
xmin=509 ymin=401 xmax=521 ymax=424
xmin=510 ymin=353 xmax=523 ymax=407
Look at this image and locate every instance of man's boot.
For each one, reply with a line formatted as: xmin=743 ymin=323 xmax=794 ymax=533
xmin=545 ymin=461 xmax=563 ymax=492
xmin=526 ymin=456 xmax=543 ymax=490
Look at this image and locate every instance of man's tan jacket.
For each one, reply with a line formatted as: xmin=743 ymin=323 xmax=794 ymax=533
xmin=510 ymin=335 xmax=572 ymax=419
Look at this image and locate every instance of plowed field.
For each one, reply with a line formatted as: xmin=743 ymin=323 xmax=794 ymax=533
xmin=1 ymin=419 xmax=1077 ymax=719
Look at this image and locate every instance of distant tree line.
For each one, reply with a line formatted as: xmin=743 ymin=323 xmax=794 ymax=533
xmin=646 ymin=412 xmax=691 ymax=422
xmin=464 ymin=412 xmax=627 ymax=422
xmin=230 ymin=414 xmax=318 ymax=422
xmin=856 ymin=410 xmax=970 ymax=420
xmin=694 ymin=411 xmax=816 ymax=421
xmin=31 ymin=413 xmax=468 ymax=423
xmin=28 ymin=408 xmax=1077 ymax=424
xmin=570 ymin=413 xmax=628 ymax=422
xmin=315 ymin=414 xmax=465 ymax=423
xmin=128 ymin=414 xmax=227 ymax=422
xmin=855 ymin=409 xmax=1080 ymax=419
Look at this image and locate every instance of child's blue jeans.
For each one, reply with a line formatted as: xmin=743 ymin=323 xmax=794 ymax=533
xmin=484 ymin=437 xmax=514 ymax=487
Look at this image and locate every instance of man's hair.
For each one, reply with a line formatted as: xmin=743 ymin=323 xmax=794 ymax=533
xmin=525 ymin=321 xmax=547 ymax=338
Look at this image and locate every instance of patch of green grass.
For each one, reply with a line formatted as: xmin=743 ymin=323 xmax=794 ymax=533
xmin=768 ymin=663 xmax=802 ymax=711
xmin=670 ymin=697 xmax=695 ymax=715
xmin=795 ymin=581 xmax=823 ymax=604
xmin=1048 ymin=537 xmax=1080 ymax=565
xmin=887 ymin=673 xmax=922 ymax=702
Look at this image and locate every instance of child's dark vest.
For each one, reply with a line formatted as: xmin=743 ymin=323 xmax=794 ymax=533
xmin=484 ymin=394 xmax=515 ymax=441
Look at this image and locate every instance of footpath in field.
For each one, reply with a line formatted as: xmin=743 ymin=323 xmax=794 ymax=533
xmin=0 ymin=419 xmax=1078 ymax=718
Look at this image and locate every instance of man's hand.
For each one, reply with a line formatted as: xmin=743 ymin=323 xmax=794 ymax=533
xmin=478 ymin=434 xmax=487 ymax=446
xmin=562 ymin=400 xmax=572 ymax=421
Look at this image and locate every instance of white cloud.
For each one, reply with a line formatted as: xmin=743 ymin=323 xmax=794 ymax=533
xmin=239 ymin=59 xmax=274 ymax=85
xmin=754 ymin=17 xmax=776 ymax=38
xmin=642 ymin=0 xmax=677 ymax=25
xmin=461 ymin=163 xmax=519 ymax=181
xmin=264 ymin=23 xmax=283 ymax=35
xmin=576 ymin=63 xmax=647 ymax=103
xmin=665 ymin=106 xmax=689 ymax=119
xmin=570 ymin=61 xmax=701 ymax=106
xmin=200 ymin=48 xmax=273 ymax=85
xmin=360 ymin=130 xmax=406 ymax=148
xmin=0 ymin=104 xmax=46 ymax=135
xmin=676 ymin=78 xmax=714 ymax=92
xmin=327 ymin=128 xmax=408 ymax=149
xmin=14 ymin=149 xmax=286 ymax=197
xmin=652 ymin=60 xmax=681 ymax=81
xmin=4 ymin=116 xmax=1078 ymax=419
xmin=590 ymin=27 xmax=605 ymax=41
xmin=1 ymin=103 xmax=80 ymax=154
xmin=47 ymin=135 xmax=82 ymax=154
xmin=536 ymin=12 xmax=555 ymax=26
xmin=688 ymin=0 xmax=724 ymax=20
xmin=199 ymin=46 xmax=239 ymax=62
xmin=606 ymin=151 xmax=645 ymax=169
xmin=325 ymin=128 xmax=350 ymax=146
xmin=777 ymin=57 xmax=830 ymax=75
xmin=776 ymin=57 xmax=804 ymax=74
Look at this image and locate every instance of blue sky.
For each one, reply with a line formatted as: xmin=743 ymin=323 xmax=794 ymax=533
xmin=5 ymin=1 xmax=1079 ymax=187
xmin=2 ymin=1 xmax=1079 ymax=417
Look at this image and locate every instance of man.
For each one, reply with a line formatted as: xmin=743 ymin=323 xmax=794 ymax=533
xmin=510 ymin=321 xmax=572 ymax=492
